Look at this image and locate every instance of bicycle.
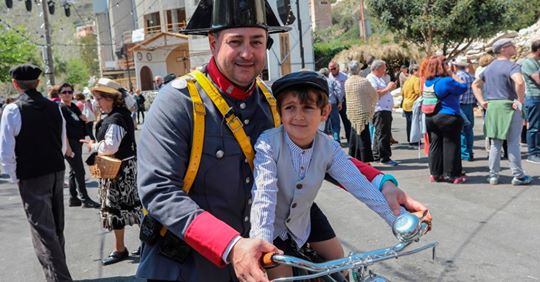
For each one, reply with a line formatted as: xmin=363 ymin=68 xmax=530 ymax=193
xmin=261 ymin=212 xmax=438 ymax=282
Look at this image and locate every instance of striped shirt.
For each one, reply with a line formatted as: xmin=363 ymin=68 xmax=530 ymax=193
xmin=250 ymin=130 xmax=399 ymax=247
xmin=457 ymin=70 xmax=476 ymax=104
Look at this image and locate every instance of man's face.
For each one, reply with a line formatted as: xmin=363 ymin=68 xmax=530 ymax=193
xmin=209 ymin=27 xmax=268 ymax=88
xmin=328 ymin=63 xmax=339 ymax=76
xmin=373 ymin=65 xmax=387 ymax=78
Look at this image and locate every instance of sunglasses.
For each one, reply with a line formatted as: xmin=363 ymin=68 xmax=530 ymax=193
xmin=60 ymin=90 xmax=73 ymax=94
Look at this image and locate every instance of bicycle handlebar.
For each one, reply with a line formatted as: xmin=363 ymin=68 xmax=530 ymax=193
xmin=260 ymin=213 xmax=437 ymax=282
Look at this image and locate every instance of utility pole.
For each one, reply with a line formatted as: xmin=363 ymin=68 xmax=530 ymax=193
xmin=358 ymin=0 xmax=367 ymax=40
xmin=41 ymin=0 xmax=55 ymax=85
xmin=296 ymin=0 xmax=304 ymax=68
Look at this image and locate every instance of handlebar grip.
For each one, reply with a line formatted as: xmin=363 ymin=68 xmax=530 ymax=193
xmin=260 ymin=252 xmax=278 ymax=269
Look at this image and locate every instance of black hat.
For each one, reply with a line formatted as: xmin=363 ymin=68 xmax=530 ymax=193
xmin=271 ymin=71 xmax=329 ymax=99
xmin=163 ymin=73 xmax=177 ymax=84
xmin=9 ymin=64 xmax=42 ymax=80
xmin=181 ymin=0 xmax=291 ymax=35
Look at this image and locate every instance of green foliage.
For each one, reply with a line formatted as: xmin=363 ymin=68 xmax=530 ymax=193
xmin=64 ymin=58 xmax=89 ymax=87
xmin=366 ymin=0 xmax=539 ymax=56
xmin=0 ymin=25 xmax=39 ymax=83
xmin=79 ymin=34 xmax=100 ymax=77
xmin=314 ymin=43 xmax=350 ymax=70
xmin=313 ymin=0 xmax=363 ymax=69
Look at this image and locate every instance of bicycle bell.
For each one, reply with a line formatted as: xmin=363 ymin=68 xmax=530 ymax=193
xmin=392 ymin=213 xmax=421 ymax=242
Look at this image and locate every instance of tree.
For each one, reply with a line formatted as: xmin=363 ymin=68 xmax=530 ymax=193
xmin=79 ymin=34 xmax=100 ymax=77
xmin=0 ymin=25 xmax=38 ymax=83
xmin=366 ymin=0 xmax=540 ymax=58
xmin=64 ymin=58 xmax=89 ymax=87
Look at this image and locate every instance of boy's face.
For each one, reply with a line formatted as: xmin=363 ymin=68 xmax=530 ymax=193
xmin=280 ymin=91 xmax=330 ymax=149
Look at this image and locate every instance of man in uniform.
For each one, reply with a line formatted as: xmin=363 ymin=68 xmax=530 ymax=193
xmin=0 ymin=64 xmax=72 ymax=281
xmin=137 ymin=1 xmax=431 ymax=281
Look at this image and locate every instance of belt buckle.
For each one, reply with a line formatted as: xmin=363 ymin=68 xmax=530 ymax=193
xmin=226 ymin=116 xmax=244 ymax=133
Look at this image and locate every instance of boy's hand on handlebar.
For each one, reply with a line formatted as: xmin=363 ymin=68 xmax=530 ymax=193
xmin=229 ymin=238 xmax=282 ymax=282
xmin=381 ymin=182 xmax=432 ymax=231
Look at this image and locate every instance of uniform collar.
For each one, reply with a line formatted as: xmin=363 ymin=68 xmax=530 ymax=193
xmin=207 ymin=57 xmax=256 ymax=101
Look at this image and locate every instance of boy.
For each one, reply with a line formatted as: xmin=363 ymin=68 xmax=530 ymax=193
xmin=250 ymin=71 xmax=405 ymax=278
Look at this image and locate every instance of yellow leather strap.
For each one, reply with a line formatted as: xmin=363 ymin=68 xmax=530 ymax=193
xmin=256 ymin=79 xmax=281 ymax=128
xmin=183 ymin=79 xmax=206 ymax=193
xmin=191 ymin=70 xmax=255 ymax=170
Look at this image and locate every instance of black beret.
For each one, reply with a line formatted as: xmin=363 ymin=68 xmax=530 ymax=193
xmin=9 ymin=64 xmax=42 ymax=80
xmin=271 ymin=71 xmax=329 ymax=99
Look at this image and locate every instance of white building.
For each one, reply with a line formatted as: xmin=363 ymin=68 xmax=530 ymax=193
xmin=94 ymin=0 xmax=315 ymax=91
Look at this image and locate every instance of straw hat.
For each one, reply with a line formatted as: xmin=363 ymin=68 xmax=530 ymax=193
xmin=91 ymin=78 xmax=122 ymax=96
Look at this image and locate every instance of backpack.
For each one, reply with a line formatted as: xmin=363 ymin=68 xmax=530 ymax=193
xmin=421 ymin=79 xmax=444 ymax=114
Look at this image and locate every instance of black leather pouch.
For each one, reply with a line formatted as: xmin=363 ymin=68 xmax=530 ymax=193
xmin=139 ymin=215 xmax=161 ymax=245
xmin=159 ymin=231 xmax=192 ymax=263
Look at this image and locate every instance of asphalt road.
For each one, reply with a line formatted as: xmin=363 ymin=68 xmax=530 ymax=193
xmin=0 ymin=112 xmax=538 ymax=282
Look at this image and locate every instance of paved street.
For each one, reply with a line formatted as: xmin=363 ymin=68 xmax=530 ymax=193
xmin=1 ymin=113 xmax=539 ymax=282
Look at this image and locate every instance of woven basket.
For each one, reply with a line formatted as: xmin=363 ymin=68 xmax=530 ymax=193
xmin=89 ymin=155 xmax=122 ymax=179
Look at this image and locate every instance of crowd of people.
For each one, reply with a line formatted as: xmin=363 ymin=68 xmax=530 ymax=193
xmin=0 ymin=0 xmax=536 ymax=281
xmin=318 ymin=39 xmax=539 ymax=186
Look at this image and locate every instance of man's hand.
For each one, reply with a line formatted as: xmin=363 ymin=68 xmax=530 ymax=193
xmin=65 ymin=145 xmax=74 ymax=158
xmin=381 ymin=182 xmax=432 ymax=230
xmin=387 ymin=81 xmax=397 ymax=91
xmin=229 ymin=238 xmax=281 ymax=282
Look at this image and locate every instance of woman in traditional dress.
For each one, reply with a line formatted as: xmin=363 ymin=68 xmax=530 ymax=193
xmin=82 ymin=78 xmax=142 ymax=265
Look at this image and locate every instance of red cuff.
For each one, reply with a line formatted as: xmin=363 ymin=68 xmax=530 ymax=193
xmin=184 ymin=211 xmax=240 ymax=267
xmin=350 ymin=158 xmax=381 ymax=181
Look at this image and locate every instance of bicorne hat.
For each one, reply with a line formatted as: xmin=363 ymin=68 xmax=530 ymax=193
xmin=181 ymin=0 xmax=291 ymax=35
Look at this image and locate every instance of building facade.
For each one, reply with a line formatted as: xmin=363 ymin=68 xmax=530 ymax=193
xmin=94 ymin=0 xmax=315 ymax=91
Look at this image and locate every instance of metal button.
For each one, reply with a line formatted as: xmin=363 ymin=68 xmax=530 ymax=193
xmin=296 ymin=183 xmax=303 ymax=189
xmin=244 ymin=158 xmax=249 ymax=163
xmin=300 ymin=166 xmax=304 ymax=170
xmin=244 ymin=119 xmax=250 ymax=125
xmin=244 ymin=216 xmax=249 ymax=222
xmin=215 ymin=150 xmax=224 ymax=159
xmin=240 ymin=102 xmax=246 ymax=110
xmin=245 ymin=177 xmax=251 ymax=184
xmin=291 ymin=203 xmax=297 ymax=208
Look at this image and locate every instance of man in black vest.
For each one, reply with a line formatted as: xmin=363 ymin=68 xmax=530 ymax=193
xmin=0 ymin=64 xmax=73 ymax=281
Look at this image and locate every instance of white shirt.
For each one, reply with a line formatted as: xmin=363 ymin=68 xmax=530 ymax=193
xmin=91 ymin=123 xmax=126 ymax=156
xmin=367 ymin=73 xmax=394 ymax=112
xmin=0 ymin=103 xmax=67 ymax=183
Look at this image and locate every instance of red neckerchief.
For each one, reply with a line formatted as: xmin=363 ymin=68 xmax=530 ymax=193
xmin=207 ymin=57 xmax=256 ymax=100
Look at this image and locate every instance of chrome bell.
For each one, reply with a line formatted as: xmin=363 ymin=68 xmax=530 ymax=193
xmin=392 ymin=213 xmax=421 ymax=242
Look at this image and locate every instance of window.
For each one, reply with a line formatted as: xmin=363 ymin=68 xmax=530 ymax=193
xmin=144 ymin=12 xmax=160 ymax=34
xmin=166 ymin=8 xmax=187 ymax=33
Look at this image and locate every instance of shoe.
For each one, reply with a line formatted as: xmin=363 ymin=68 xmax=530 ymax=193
xmin=131 ymin=246 xmax=141 ymax=256
xmin=380 ymin=160 xmax=399 ymax=167
xmin=526 ymin=155 xmax=540 ymax=164
xmin=69 ymin=198 xmax=82 ymax=207
xmin=451 ymin=176 xmax=466 ymax=184
xmin=102 ymin=249 xmax=129 ymax=265
xmin=390 ymin=138 xmax=399 ymax=145
xmin=512 ymin=175 xmax=532 ymax=186
xmin=82 ymin=198 xmax=100 ymax=209
xmin=487 ymin=176 xmax=498 ymax=185
xmin=430 ymin=175 xmax=443 ymax=182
